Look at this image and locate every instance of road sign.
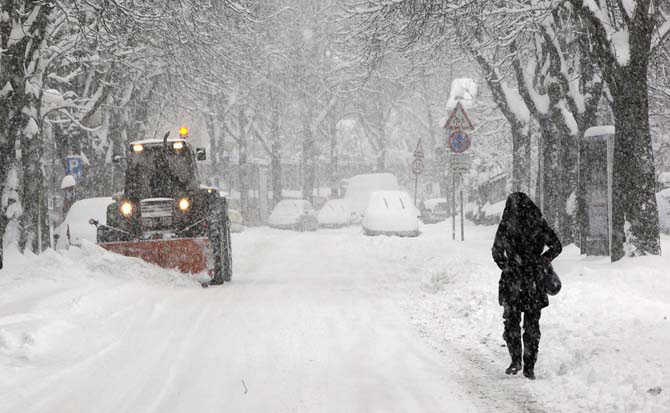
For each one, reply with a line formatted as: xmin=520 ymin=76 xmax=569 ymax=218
xmin=448 ymin=130 xmax=471 ymax=153
xmin=412 ymin=158 xmax=424 ymax=175
xmin=413 ymin=139 xmax=424 ymax=159
xmin=448 ymin=153 xmax=471 ymax=174
xmin=64 ymin=155 xmax=84 ymax=183
xmin=444 ymin=102 xmax=474 ymax=130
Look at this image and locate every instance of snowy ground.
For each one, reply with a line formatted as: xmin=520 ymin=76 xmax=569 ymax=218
xmin=1 ymin=222 xmax=669 ymax=412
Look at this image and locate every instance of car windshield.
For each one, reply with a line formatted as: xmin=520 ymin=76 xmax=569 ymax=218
xmin=125 ymin=145 xmax=197 ymax=200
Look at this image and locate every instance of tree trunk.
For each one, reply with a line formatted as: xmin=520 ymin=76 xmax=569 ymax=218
xmin=540 ymin=121 xmax=559 ymax=229
xmin=0 ymin=152 xmax=14 ymax=268
xmin=610 ymin=67 xmax=660 ymax=260
xmin=301 ymin=106 xmax=315 ymax=202
xmin=205 ymin=111 xmax=222 ymax=189
xmin=511 ymin=122 xmax=531 ymax=193
xmin=271 ymin=146 xmax=282 ymax=207
xmin=238 ymin=142 xmax=249 ymax=221
xmin=554 ymin=114 xmax=577 ymax=244
xmin=473 ymin=51 xmax=531 ymax=195
xmin=237 ymin=108 xmax=250 ymax=220
xmin=15 ymin=4 xmax=50 ymax=254
xmin=329 ymin=126 xmax=338 ymax=197
xmin=19 ymin=127 xmax=49 ymax=253
xmin=269 ymin=100 xmax=282 ymax=206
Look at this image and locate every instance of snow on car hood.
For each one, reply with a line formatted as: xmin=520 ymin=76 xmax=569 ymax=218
xmin=362 ymin=191 xmax=420 ymax=232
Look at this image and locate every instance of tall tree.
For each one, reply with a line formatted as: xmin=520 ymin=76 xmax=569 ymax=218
xmin=567 ymin=0 xmax=669 ymax=259
xmin=0 ymin=1 xmax=52 ymax=259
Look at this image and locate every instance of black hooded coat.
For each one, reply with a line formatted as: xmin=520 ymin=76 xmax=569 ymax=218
xmin=492 ymin=193 xmax=562 ymax=311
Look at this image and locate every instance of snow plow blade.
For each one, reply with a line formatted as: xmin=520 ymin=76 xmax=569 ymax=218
xmin=98 ymin=238 xmax=211 ymax=274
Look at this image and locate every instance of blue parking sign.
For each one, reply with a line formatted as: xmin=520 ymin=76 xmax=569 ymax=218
xmin=64 ymin=155 xmax=84 ymax=183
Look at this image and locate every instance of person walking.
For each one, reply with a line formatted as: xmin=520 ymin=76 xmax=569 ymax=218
xmin=492 ymin=192 xmax=562 ymax=380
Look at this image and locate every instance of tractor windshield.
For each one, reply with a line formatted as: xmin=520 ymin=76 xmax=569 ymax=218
xmin=124 ymin=144 xmax=198 ymax=200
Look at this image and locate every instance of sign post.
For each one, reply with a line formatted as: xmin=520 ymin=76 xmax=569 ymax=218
xmin=443 ymin=102 xmax=474 ymax=242
xmin=412 ymin=139 xmax=424 ymax=203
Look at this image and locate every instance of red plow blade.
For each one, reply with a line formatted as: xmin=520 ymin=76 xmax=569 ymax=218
xmin=98 ymin=238 xmax=211 ymax=274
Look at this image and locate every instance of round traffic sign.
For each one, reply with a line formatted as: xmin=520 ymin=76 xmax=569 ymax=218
xmin=412 ymin=158 xmax=424 ymax=175
xmin=448 ymin=130 xmax=471 ymax=153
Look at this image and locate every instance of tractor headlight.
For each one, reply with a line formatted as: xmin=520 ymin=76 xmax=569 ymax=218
xmin=178 ymin=197 xmax=190 ymax=211
xmin=120 ymin=201 xmax=133 ymax=217
xmin=132 ymin=144 xmax=144 ymax=153
xmin=173 ymin=141 xmax=184 ymax=150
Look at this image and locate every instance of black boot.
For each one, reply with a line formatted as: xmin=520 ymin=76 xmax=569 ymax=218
xmin=522 ymin=364 xmax=535 ymax=380
xmin=522 ymin=310 xmax=541 ymax=380
xmin=505 ymin=360 xmax=522 ymax=375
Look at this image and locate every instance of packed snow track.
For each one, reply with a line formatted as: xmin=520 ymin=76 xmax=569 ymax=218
xmin=1 ymin=226 xmax=485 ymax=413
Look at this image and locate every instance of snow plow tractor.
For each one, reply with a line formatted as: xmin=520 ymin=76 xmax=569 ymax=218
xmin=90 ymin=128 xmax=232 ymax=284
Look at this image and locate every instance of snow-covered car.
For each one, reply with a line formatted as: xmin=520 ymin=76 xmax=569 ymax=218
xmin=268 ymin=199 xmax=319 ymax=231
xmin=317 ymin=199 xmax=358 ymax=228
xmin=420 ymin=198 xmax=450 ymax=224
xmin=362 ymin=191 xmax=421 ymax=237
xmin=54 ymin=197 xmax=114 ymax=249
xmin=344 ymin=173 xmax=400 ymax=216
xmin=228 ymin=208 xmax=244 ymax=233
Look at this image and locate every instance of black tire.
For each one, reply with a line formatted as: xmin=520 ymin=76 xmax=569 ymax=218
xmin=207 ymin=197 xmax=233 ymax=283
xmin=222 ymin=220 xmax=232 ymax=281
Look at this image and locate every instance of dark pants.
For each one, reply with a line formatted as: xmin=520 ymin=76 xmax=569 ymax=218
xmin=503 ymin=305 xmax=541 ymax=369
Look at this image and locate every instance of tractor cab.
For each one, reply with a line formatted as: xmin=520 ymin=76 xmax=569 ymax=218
xmin=124 ymin=136 xmax=201 ymax=202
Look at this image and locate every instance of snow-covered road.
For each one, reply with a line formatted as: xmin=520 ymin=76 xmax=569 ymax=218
xmin=3 ymin=222 xmax=670 ymax=412
xmin=1 ymin=226 xmax=479 ymax=413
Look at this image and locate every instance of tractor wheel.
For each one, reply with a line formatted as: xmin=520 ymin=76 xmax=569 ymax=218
xmin=222 ymin=220 xmax=232 ymax=282
xmin=207 ymin=197 xmax=232 ymax=283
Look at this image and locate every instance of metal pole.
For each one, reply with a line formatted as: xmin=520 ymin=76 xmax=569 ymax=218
xmin=452 ymin=172 xmax=456 ymax=241
xmin=460 ymin=173 xmax=464 ymax=241
xmin=37 ymin=189 xmax=42 ymax=254
xmin=414 ymin=174 xmax=418 ymax=204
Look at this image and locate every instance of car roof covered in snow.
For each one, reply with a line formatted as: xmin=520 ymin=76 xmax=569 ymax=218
xmin=344 ymin=173 xmax=399 ymax=213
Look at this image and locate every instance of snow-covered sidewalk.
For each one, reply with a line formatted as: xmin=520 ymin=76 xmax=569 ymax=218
xmin=1 ymin=222 xmax=669 ymax=412
xmin=379 ymin=222 xmax=670 ymax=413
